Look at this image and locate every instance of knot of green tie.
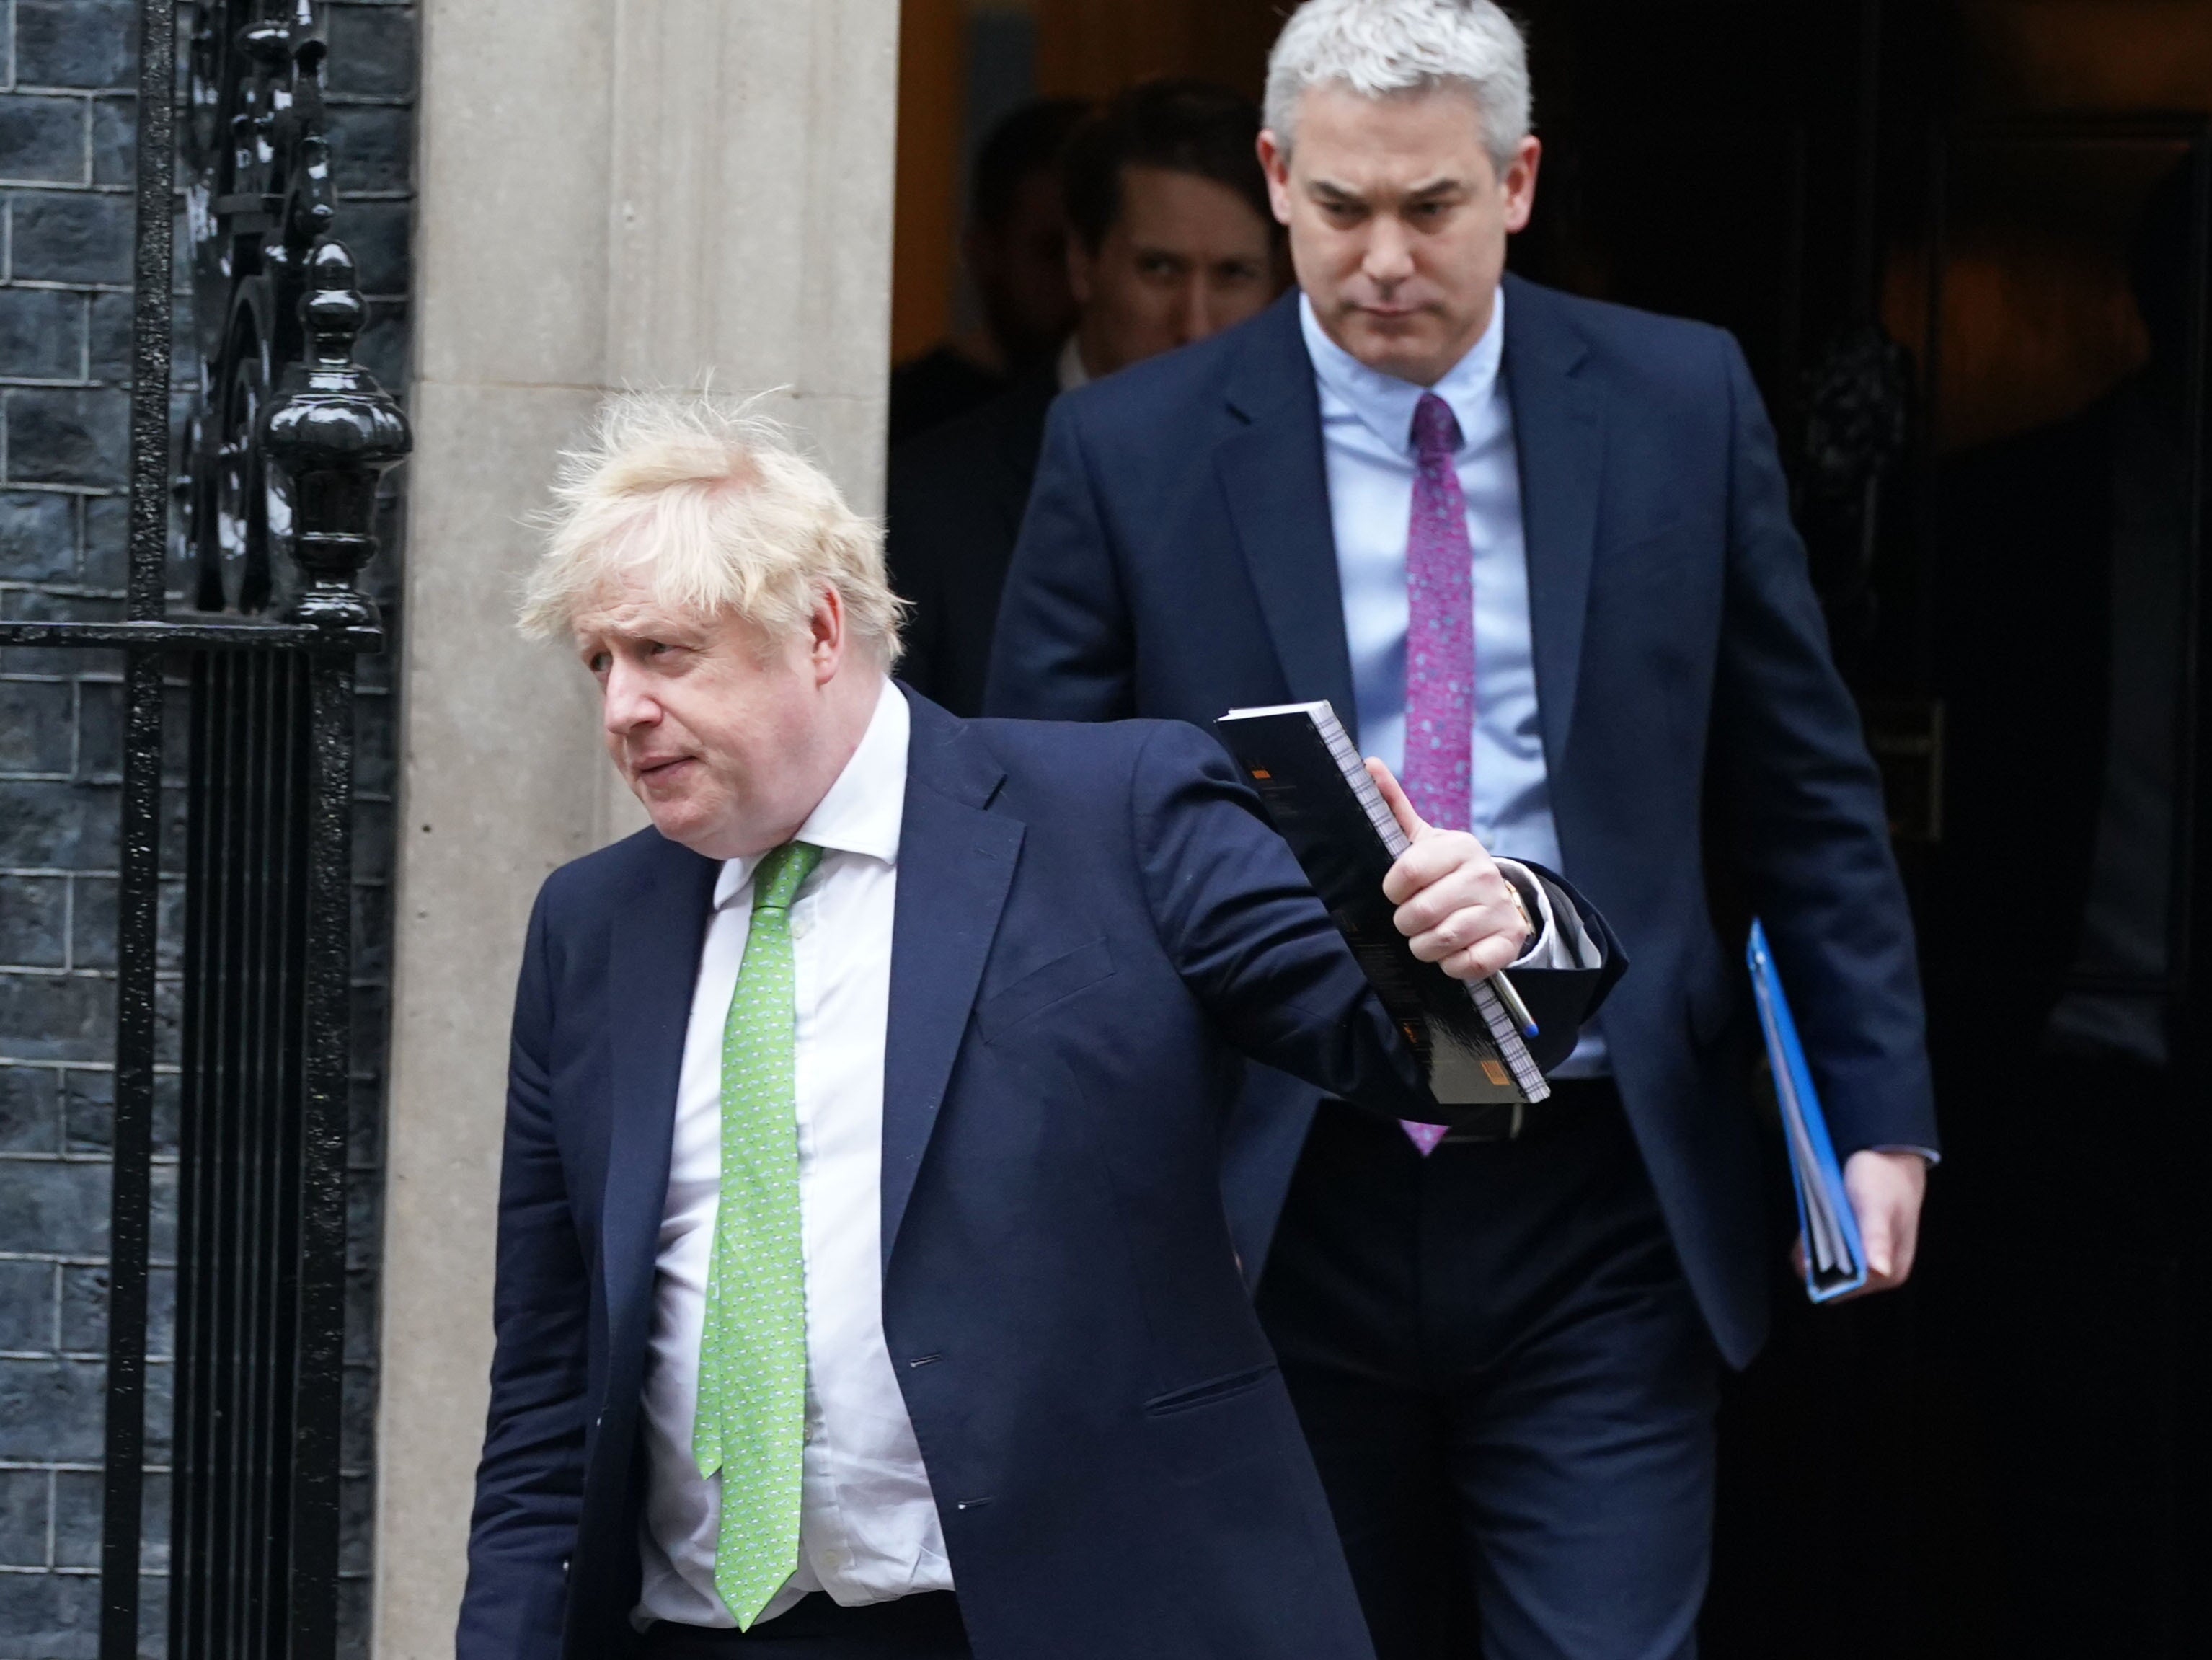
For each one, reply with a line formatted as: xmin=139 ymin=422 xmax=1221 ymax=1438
xmin=751 ymin=839 xmax=820 ymax=914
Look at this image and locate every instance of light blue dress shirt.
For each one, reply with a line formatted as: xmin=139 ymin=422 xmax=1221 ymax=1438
xmin=1299 ymin=288 xmax=1607 ymax=1075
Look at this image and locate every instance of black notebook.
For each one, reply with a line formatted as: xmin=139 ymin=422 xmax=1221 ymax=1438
xmin=1216 ymin=702 xmax=1549 ymax=1107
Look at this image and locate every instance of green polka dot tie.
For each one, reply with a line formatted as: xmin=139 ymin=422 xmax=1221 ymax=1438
xmin=694 ymin=838 xmax=822 ymax=1628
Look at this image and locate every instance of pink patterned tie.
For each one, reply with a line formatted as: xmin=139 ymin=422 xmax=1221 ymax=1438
xmin=1399 ymin=392 xmax=1473 ymax=1157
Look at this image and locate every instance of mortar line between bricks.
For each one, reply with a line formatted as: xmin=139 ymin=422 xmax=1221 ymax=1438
xmin=0 ymin=1463 xmax=165 ymax=1475
xmin=9 ymin=83 xmax=147 ymax=100
xmin=0 ymin=179 xmax=129 ymax=194
xmin=0 ymin=1064 xmax=185 ymax=1074
xmin=0 ymin=268 xmax=118 ymax=309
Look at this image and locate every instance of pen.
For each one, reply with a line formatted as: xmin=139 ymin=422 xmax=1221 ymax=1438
xmin=1492 ymin=969 xmax=1539 ymax=1038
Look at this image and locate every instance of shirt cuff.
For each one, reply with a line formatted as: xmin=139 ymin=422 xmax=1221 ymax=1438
xmin=1495 ymin=859 xmax=1601 ymax=970
xmin=1868 ymin=1144 xmax=1942 ymax=1167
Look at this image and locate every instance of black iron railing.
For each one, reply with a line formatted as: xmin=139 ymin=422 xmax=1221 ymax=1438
xmin=0 ymin=1 xmax=410 ymax=1656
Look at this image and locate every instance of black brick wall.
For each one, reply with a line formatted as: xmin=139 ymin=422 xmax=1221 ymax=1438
xmin=0 ymin=4 xmax=414 ymax=1655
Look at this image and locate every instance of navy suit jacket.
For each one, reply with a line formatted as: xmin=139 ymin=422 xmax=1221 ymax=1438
xmin=985 ymin=277 xmax=1938 ymax=1367
xmin=459 ymin=689 xmax=1615 ymax=1660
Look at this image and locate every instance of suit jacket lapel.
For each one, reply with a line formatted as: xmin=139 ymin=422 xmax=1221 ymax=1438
xmin=1503 ymin=273 xmax=1606 ymax=774
xmin=882 ymin=689 xmax=1022 ymax=1268
xmin=1217 ymin=293 xmax=1359 ymax=726
xmin=603 ymin=835 xmax=720 ymax=1350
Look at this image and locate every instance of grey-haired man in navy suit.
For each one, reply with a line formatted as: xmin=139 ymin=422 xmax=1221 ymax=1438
xmin=985 ymin=1 xmax=1939 ymax=1654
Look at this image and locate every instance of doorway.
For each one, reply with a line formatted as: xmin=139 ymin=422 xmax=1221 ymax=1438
xmin=1510 ymin=5 xmax=2210 ymax=1654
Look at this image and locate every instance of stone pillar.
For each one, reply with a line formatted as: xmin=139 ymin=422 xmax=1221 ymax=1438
xmin=373 ymin=5 xmax=899 ymax=1654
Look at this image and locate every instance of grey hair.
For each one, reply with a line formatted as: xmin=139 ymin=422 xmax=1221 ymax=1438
xmin=1264 ymin=0 xmax=1532 ymax=171
xmin=518 ymin=389 xmax=905 ymax=666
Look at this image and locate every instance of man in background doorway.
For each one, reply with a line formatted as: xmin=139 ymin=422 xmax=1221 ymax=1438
xmin=986 ymin=1 xmax=1938 ymax=1656
xmin=886 ymin=79 xmax=1283 ymax=716
xmin=888 ymin=97 xmax=1089 ymax=449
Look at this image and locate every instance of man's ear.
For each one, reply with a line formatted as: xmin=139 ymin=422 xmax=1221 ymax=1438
xmin=1501 ymin=135 xmax=1542 ymax=234
xmin=808 ymin=585 xmax=847 ymax=684
xmin=1257 ymin=129 xmax=1295 ymax=226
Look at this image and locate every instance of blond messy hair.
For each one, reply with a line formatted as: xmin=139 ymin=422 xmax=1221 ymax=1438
xmin=518 ymin=389 xmax=906 ymax=663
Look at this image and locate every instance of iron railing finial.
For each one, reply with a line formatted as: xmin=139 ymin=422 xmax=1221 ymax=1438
xmin=260 ymin=238 xmax=412 ymax=628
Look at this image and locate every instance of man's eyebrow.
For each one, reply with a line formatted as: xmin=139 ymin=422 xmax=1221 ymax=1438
xmin=1306 ymin=175 xmax=1467 ymax=206
xmin=577 ymin=614 xmax=699 ymax=644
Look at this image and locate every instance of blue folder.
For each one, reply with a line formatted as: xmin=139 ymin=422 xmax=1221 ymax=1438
xmin=1746 ymin=921 xmax=1867 ymax=1302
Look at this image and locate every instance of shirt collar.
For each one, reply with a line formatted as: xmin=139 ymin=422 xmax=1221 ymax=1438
xmin=1056 ymin=333 xmax=1092 ymax=393
xmin=1297 ymin=283 xmax=1508 ymax=456
xmin=712 ymin=677 xmax=909 ymax=909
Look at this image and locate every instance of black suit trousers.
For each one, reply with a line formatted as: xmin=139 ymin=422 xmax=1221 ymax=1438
xmin=637 ymin=1595 xmax=970 ymax=1659
xmin=1255 ymin=1086 xmax=1718 ymax=1660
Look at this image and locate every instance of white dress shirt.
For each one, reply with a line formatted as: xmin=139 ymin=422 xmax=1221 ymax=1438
xmin=634 ymin=679 xmax=952 ymax=1630
xmin=1299 ymin=288 xmax=1606 ymax=1074
xmin=1056 ymin=332 xmax=1092 ymax=392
